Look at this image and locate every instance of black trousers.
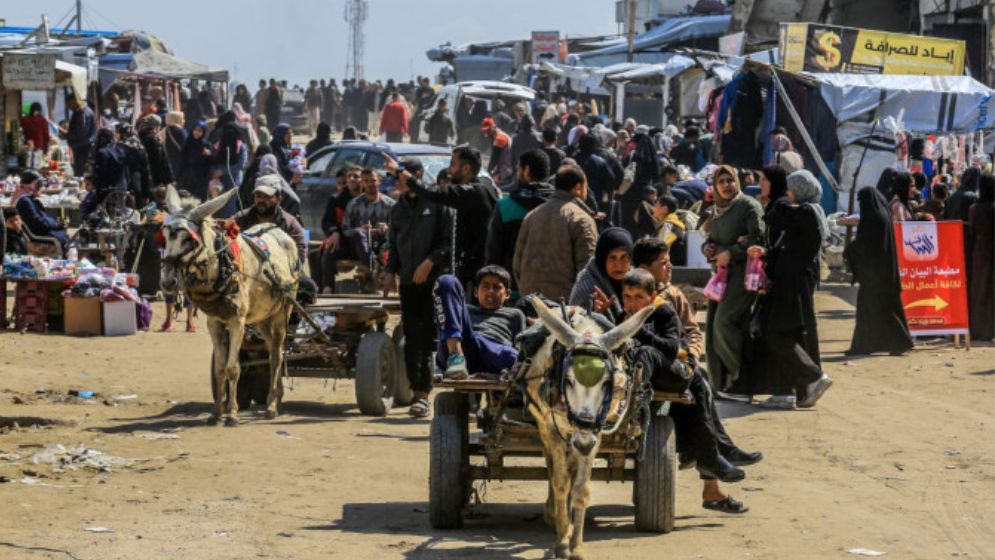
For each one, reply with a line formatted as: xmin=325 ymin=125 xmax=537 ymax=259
xmin=71 ymin=144 xmax=90 ymax=177
xmin=765 ymin=327 xmax=822 ymax=397
xmin=400 ymin=282 xmax=436 ymax=394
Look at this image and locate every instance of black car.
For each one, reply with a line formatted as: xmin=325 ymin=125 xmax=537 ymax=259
xmin=299 ymin=141 xmax=486 ymax=240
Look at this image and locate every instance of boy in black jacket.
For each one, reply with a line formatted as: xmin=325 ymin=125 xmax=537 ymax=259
xmin=621 ymin=269 xmax=752 ymax=514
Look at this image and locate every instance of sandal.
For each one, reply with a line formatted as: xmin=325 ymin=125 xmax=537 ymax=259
xmin=160 ymin=322 xmax=173 ymax=332
xmin=186 ymin=324 xmax=197 ymax=333
xmin=703 ymin=496 xmax=749 ymax=514
xmin=408 ymin=397 xmax=430 ymax=418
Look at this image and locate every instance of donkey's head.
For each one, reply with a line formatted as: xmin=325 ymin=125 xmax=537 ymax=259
xmin=158 ymin=186 xmax=237 ymax=292
xmin=529 ymin=296 xmax=656 ymax=452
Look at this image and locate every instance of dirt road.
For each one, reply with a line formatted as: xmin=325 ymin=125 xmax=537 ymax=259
xmin=1 ymin=284 xmax=993 ymax=560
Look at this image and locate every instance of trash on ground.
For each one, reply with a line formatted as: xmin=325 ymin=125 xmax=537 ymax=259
xmin=113 ymin=394 xmax=138 ymax=401
xmin=85 ymin=527 xmax=113 ymax=533
xmin=31 ymin=443 xmax=135 ymax=472
xmin=848 ymin=549 xmax=886 ymax=557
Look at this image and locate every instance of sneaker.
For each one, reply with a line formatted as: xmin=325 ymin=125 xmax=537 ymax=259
xmin=757 ymin=395 xmax=796 ymax=410
xmin=445 ymin=354 xmax=469 ymax=380
xmin=716 ymin=391 xmax=752 ymax=403
xmin=797 ymin=375 xmax=833 ymax=408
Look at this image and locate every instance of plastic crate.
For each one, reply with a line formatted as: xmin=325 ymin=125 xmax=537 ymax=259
xmin=14 ymin=280 xmax=49 ymax=333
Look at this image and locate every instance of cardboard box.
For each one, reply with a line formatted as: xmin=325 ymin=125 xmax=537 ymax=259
xmin=63 ymin=297 xmax=102 ymax=336
xmin=102 ymin=300 xmax=137 ymax=337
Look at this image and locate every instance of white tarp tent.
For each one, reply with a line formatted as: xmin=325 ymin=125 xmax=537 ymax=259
xmin=811 ymin=73 xmax=995 ymax=134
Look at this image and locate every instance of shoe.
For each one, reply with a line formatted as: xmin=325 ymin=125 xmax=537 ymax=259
xmin=185 ymin=324 xmax=197 ymax=333
xmin=703 ymin=496 xmax=749 ymax=514
xmin=797 ymin=375 xmax=833 ymax=408
xmin=445 ymin=354 xmax=469 ymax=380
xmin=678 ymin=453 xmax=696 ymax=470
xmin=696 ymin=457 xmax=746 ymax=483
xmin=716 ymin=391 xmax=752 ymax=404
xmin=160 ymin=321 xmax=173 ymax=332
xmin=757 ymin=395 xmax=796 ymax=410
xmin=725 ymin=448 xmax=763 ymax=467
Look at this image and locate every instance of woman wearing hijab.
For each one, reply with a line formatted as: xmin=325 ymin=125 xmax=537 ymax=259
xmin=179 ymin=121 xmax=213 ymax=201
xmin=844 ymin=188 xmax=914 ymax=356
xmin=569 ymin=227 xmax=634 ymax=325
xmin=137 ymin=115 xmax=173 ymax=205
xmin=769 ymin=134 xmax=804 ymax=174
xmin=306 ymin=122 xmax=333 ymax=157
xmin=874 ymin=167 xmax=897 ymax=200
xmin=213 ymin=120 xmax=249 ymax=217
xmin=889 ymin=171 xmax=915 ymax=222
xmin=239 ymin=145 xmax=273 ymax=208
xmin=701 ymin=165 xmax=765 ymax=395
xmin=163 ymin=112 xmax=187 ymax=182
xmin=620 ymin=132 xmax=661 ymax=234
xmin=269 ymin=123 xmax=294 ymax=180
xmin=117 ymin=123 xmax=151 ymax=207
xmin=749 ymin=171 xmax=833 ymax=409
xmin=233 ymin=84 xmax=252 ymax=113
xmin=968 ymin=173 xmax=994 ymax=341
xmin=730 ymin=164 xmax=789 ymax=399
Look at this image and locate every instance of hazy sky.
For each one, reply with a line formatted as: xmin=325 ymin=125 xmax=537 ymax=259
xmin=8 ymin=0 xmax=621 ymax=86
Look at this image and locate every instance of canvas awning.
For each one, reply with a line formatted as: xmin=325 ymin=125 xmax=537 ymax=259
xmin=575 ymin=15 xmax=731 ymax=66
xmin=810 ymin=73 xmax=995 ymax=133
xmin=99 ymin=49 xmax=228 ymax=90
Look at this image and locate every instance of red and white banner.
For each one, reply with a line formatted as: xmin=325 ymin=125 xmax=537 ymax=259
xmin=894 ymin=221 xmax=969 ymax=335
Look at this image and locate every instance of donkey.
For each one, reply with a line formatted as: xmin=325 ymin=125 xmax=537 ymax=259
xmin=523 ymin=296 xmax=657 ymax=560
xmin=160 ymin=187 xmax=300 ymax=426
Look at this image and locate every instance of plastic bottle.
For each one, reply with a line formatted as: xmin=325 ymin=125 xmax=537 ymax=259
xmin=67 ymin=247 xmax=79 ymax=261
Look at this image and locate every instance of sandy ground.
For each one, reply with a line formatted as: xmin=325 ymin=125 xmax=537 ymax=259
xmin=0 ymin=283 xmax=993 ymax=560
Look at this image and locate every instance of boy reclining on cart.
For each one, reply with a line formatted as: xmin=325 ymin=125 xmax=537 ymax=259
xmin=620 ymin=265 xmax=760 ymax=515
xmin=434 ymin=265 xmax=526 ymax=380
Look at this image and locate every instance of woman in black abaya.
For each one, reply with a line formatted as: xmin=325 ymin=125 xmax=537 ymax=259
xmin=844 ymin=187 xmax=914 ymax=355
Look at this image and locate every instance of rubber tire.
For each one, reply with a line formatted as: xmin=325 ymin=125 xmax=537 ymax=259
xmin=209 ymin=356 xmax=252 ymax=411
xmin=429 ymin=392 xmax=469 ymax=529
xmin=634 ymin=414 xmax=676 ymax=533
xmin=392 ymin=325 xmax=413 ymax=406
xmin=354 ymin=332 xmax=396 ymax=416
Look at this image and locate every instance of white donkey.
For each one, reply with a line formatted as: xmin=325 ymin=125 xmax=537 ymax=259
xmin=160 ymin=187 xmax=299 ymax=425
xmin=524 ymin=297 xmax=656 ymax=560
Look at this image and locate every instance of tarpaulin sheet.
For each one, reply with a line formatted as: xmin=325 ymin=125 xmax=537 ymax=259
xmin=812 ymin=73 xmax=995 ymax=133
xmin=576 ymin=15 xmax=730 ymax=66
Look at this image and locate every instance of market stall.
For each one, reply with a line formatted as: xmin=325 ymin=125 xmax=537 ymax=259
xmin=1 ymin=254 xmax=149 ymax=336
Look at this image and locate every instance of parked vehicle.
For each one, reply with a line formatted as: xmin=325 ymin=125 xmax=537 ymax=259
xmin=280 ymin=89 xmax=310 ymax=135
xmin=413 ymin=81 xmax=536 ymax=143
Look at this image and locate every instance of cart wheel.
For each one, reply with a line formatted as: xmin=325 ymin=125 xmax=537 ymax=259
xmin=209 ymin=355 xmax=252 ymax=411
xmin=355 ymin=332 xmax=396 ymax=416
xmin=392 ymin=325 xmax=413 ymax=406
xmin=430 ymin=392 xmax=469 ymax=529
xmin=634 ymin=414 xmax=676 ymax=533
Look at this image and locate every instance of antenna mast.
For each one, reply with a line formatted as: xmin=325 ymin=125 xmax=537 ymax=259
xmin=344 ymin=0 xmax=368 ymax=81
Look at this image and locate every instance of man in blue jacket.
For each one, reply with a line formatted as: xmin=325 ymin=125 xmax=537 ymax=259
xmin=15 ymin=170 xmax=69 ymax=254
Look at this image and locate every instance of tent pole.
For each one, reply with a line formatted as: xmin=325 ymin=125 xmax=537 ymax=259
xmin=661 ymin=75 xmax=670 ymax=128
xmin=770 ymin=71 xmax=839 ymax=195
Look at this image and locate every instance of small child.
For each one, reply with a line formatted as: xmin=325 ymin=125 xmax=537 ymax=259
xmin=921 ymin=183 xmax=948 ymax=221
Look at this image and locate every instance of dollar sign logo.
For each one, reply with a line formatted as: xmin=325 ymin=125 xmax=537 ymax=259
xmin=814 ymin=31 xmax=842 ymax=69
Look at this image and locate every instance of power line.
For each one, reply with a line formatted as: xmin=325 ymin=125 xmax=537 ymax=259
xmin=85 ymin=4 xmax=125 ymax=31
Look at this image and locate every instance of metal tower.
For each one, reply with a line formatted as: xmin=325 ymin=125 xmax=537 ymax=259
xmin=344 ymin=0 xmax=368 ymax=81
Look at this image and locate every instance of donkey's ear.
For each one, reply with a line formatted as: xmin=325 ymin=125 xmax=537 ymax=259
xmin=164 ymin=184 xmax=183 ymax=214
xmin=598 ymin=303 xmax=655 ymax=351
xmin=188 ymin=188 xmax=238 ymax=222
xmin=529 ymin=296 xmax=582 ymax=348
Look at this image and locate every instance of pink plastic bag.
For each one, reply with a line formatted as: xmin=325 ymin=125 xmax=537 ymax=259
xmin=744 ymin=254 xmax=768 ymax=292
xmin=703 ymin=267 xmax=729 ymax=302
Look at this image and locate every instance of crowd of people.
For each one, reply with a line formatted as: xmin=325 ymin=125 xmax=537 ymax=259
xmin=5 ymin=72 xmax=994 ymax=514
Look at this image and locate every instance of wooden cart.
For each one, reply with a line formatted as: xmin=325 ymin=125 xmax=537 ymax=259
xmin=212 ymin=294 xmax=410 ymax=416
xmin=429 ymin=374 xmax=691 ymax=532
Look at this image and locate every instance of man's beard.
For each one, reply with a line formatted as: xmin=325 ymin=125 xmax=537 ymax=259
xmin=255 ymin=204 xmax=277 ymax=217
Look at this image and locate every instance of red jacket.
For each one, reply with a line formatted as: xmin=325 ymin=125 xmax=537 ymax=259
xmin=379 ymin=101 xmax=409 ymax=134
xmin=20 ymin=115 xmax=51 ymax=151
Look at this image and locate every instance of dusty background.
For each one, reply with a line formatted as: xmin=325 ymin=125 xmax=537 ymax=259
xmin=1 ymin=284 xmax=993 ymax=559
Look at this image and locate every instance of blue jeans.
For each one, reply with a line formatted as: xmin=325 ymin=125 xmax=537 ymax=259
xmin=433 ymin=275 xmax=518 ymax=374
